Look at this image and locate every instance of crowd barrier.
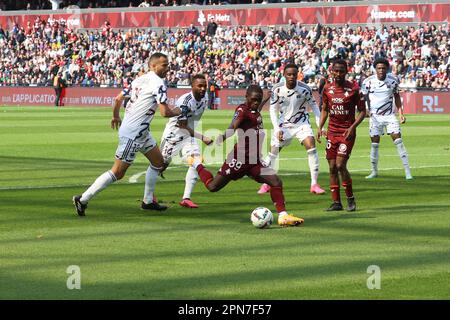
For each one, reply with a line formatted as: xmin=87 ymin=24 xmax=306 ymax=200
xmin=1 ymin=87 xmax=449 ymax=114
xmin=0 ymin=2 xmax=448 ymax=29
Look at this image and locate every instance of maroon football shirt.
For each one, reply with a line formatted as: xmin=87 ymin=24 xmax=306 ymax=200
xmin=232 ymin=103 xmax=264 ymax=164
xmin=322 ymin=80 xmax=364 ymax=136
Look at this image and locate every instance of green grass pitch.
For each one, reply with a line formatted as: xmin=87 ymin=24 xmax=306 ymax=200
xmin=0 ymin=106 xmax=449 ymax=299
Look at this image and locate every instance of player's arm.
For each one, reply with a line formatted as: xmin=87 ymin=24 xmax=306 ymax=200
xmin=257 ymin=89 xmax=271 ymax=112
xmin=343 ymin=93 xmax=367 ymax=140
xmin=111 ymin=91 xmax=124 ymax=130
xmin=159 ymin=102 xmax=183 ymax=118
xmin=154 ymin=84 xmax=184 ymax=118
xmin=360 ymin=80 xmax=371 ymax=118
xmin=317 ymin=92 xmax=329 ymax=143
xmin=216 ymin=112 xmax=245 ymax=145
xmin=177 ymin=120 xmax=213 ymax=146
xmin=394 ymin=92 xmax=405 ymax=124
xmin=393 ymin=80 xmax=406 ymax=123
xmin=307 ymin=89 xmax=321 ymax=128
xmin=269 ymin=90 xmax=283 ymax=141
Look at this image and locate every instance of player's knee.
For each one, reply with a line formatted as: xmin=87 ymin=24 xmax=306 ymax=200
xmin=336 ymin=162 xmax=347 ymax=172
xmin=207 ymin=183 xmax=220 ymax=192
xmin=267 ymin=176 xmax=282 ymax=188
xmin=329 ymin=164 xmax=338 ymax=174
xmin=151 ymin=159 xmax=165 ymax=168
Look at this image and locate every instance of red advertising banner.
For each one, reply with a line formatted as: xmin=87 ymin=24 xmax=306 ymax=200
xmin=1 ymin=87 xmax=449 ymax=114
xmin=0 ymin=3 xmax=448 ymax=30
xmin=401 ymin=91 xmax=450 ymax=114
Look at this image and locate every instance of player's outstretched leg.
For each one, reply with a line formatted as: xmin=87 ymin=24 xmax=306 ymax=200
xmin=254 ymin=171 xmax=304 ymax=227
xmin=72 ymin=163 xmax=122 ymax=216
xmin=188 ymin=156 xmax=230 ymax=192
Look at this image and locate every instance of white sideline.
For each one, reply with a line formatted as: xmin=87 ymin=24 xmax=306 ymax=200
xmin=1 ymin=164 xmax=449 ymax=191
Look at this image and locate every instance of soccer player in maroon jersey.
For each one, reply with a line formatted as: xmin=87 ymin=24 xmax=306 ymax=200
xmin=317 ymin=59 xmax=366 ymax=211
xmin=188 ymin=85 xmax=304 ymax=226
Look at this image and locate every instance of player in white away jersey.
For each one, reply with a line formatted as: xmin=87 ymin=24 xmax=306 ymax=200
xmin=155 ymin=74 xmax=213 ymax=209
xmin=72 ymin=53 xmax=187 ymax=216
xmin=257 ymin=63 xmax=325 ymax=195
xmin=361 ymin=58 xmax=412 ymax=180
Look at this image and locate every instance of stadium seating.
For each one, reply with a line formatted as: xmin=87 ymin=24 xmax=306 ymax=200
xmin=0 ymin=8 xmax=448 ymax=91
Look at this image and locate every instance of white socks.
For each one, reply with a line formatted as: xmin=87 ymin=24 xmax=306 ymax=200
xmin=192 ymin=158 xmax=202 ymax=169
xmin=394 ymin=138 xmax=411 ymax=177
xmin=80 ymin=170 xmax=117 ymax=204
xmin=183 ymin=166 xmax=199 ymax=200
xmin=278 ymin=211 xmax=287 ymax=217
xmin=307 ymin=148 xmax=319 ymax=186
xmin=143 ymin=164 xmax=160 ymax=204
xmin=370 ymin=142 xmax=379 ymax=174
xmin=263 ymin=152 xmax=278 ymax=169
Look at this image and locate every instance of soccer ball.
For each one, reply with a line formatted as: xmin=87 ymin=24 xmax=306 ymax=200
xmin=251 ymin=207 xmax=273 ymax=229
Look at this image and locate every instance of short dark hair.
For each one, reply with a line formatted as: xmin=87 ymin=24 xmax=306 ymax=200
xmin=246 ymin=84 xmax=263 ymax=96
xmin=148 ymin=52 xmax=168 ymax=66
xmin=373 ymin=57 xmax=390 ymax=68
xmin=284 ymin=63 xmax=299 ymax=72
xmin=191 ymin=73 xmax=206 ymax=84
xmin=332 ymin=59 xmax=348 ymax=70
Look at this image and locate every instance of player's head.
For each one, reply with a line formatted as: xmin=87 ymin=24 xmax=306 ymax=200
xmin=191 ymin=74 xmax=207 ymax=100
xmin=331 ymin=59 xmax=348 ymax=84
xmin=246 ymin=85 xmax=263 ymax=110
xmin=373 ymin=58 xmax=390 ymax=80
xmin=148 ymin=52 xmax=169 ymax=79
xmin=283 ymin=63 xmax=298 ymax=89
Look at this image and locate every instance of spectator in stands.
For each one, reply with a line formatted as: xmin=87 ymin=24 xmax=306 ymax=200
xmin=48 ymin=0 xmax=62 ymax=10
xmin=206 ymin=17 xmax=218 ymax=37
xmin=53 ymin=71 xmax=63 ymax=106
xmin=138 ymin=0 xmax=150 ymax=7
xmin=0 ymin=14 xmax=448 ymax=92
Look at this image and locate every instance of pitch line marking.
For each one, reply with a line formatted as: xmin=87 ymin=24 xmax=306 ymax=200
xmin=1 ymin=165 xmax=449 ymax=190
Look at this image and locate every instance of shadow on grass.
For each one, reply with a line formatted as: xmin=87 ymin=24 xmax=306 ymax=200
xmin=1 ymin=247 xmax=449 ymax=299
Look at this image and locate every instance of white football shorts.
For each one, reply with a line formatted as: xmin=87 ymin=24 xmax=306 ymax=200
xmin=271 ymin=123 xmax=315 ymax=148
xmin=161 ymin=136 xmax=201 ymax=164
xmin=369 ymin=114 xmax=401 ymax=137
xmin=115 ymin=132 xmax=157 ymax=164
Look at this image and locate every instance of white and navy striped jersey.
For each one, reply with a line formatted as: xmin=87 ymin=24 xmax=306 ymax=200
xmin=270 ymin=81 xmax=321 ymax=128
xmin=119 ymin=71 xmax=167 ymax=141
xmin=361 ymin=74 xmax=399 ymax=116
xmin=162 ymin=92 xmax=208 ymax=143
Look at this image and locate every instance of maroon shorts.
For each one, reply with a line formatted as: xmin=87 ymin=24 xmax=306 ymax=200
xmin=218 ymin=157 xmax=275 ymax=181
xmin=326 ymin=134 xmax=356 ymax=160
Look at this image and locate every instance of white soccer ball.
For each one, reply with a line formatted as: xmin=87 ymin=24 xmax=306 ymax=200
xmin=251 ymin=207 xmax=273 ymax=229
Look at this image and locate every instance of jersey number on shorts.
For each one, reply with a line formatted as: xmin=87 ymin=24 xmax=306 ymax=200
xmin=229 ymin=159 xmax=243 ymax=170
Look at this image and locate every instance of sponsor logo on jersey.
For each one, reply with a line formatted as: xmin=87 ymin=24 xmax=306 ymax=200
xmin=332 ymin=97 xmax=344 ymax=103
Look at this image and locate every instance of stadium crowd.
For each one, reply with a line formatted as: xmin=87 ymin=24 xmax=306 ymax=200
xmin=0 ymin=0 xmax=346 ymax=11
xmin=0 ymin=15 xmax=448 ymax=91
